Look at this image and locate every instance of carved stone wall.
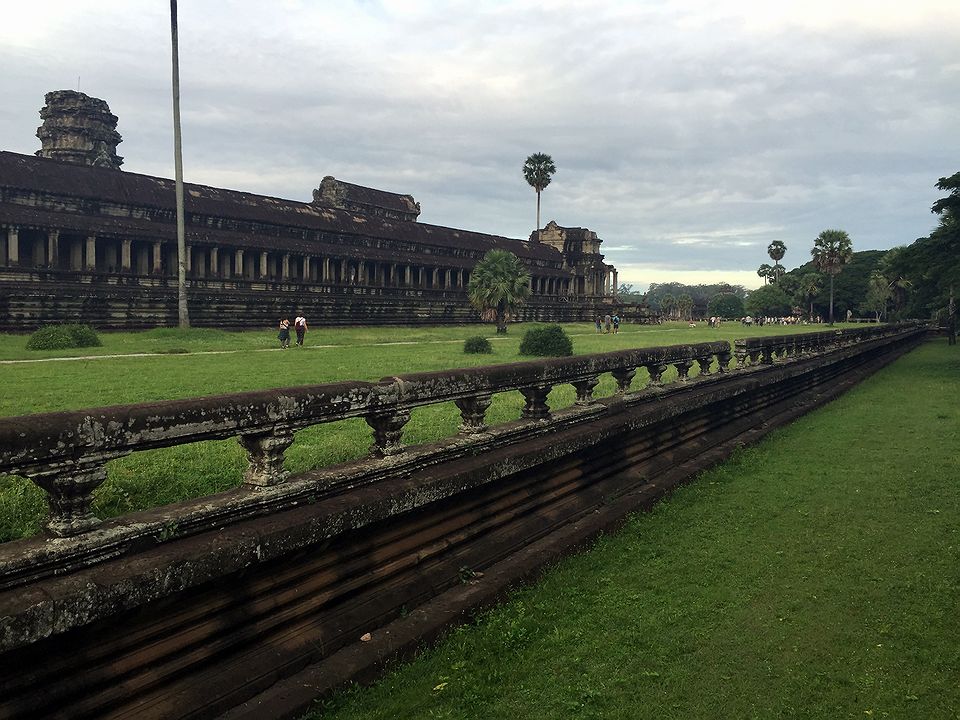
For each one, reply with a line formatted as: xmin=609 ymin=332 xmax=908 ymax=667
xmin=35 ymin=91 xmax=123 ymax=170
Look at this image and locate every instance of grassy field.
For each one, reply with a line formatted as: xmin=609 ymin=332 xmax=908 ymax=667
xmin=0 ymin=321 xmax=872 ymax=542
xmin=311 ymin=341 xmax=959 ymax=720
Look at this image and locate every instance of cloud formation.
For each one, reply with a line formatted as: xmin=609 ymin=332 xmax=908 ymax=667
xmin=2 ymin=1 xmax=958 ymax=289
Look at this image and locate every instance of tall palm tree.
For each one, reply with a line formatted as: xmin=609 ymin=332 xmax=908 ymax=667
xmin=677 ymin=293 xmax=694 ymax=321
xmin=467 ymin=250 xmax=531 ymax=334
xmin=757 ymin=263 xmax=772 ymax=285
xmin=522 ymin=153 xmax=556 ymax=238
xmin=767 ymin=240 xmax=787 ymax=284
xmin=811 ymin=229 xmax=854 ymax=325
xmin=170 ymin=0 xmax=190 ymax=327
xmin=798 ymin=272 xmax=822 ymax=320
xmin=660 ymin=293 xmax=676 ymax=320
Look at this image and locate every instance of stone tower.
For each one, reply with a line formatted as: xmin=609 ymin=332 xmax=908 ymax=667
xmin=35 ymin=90 xmax=123 ymax=169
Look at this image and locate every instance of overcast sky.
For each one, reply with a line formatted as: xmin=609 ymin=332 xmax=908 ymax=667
xmin=2 ymin=1 xmax=958 ymax=290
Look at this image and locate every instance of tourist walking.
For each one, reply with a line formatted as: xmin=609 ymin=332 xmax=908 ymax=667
xmin=278 ymin=318 xmax=291 ymax=349
xmin=604 ymin=314 xmax=612 ymax=334
xmin=595 ymin=316 xmax=602 ymax=333
xmin=612 ymin=313 xmax=620 ymax=334
xmin=294 ymin=314 xmax=307 ymax=346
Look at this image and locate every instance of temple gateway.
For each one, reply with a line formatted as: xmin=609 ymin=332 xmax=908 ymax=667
xmin=0 ymin=91 xmax=623 ymax=331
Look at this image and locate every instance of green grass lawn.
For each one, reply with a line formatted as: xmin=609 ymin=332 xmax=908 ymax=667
xmin=0 ymin=321 xmax=881 ymax=542
xmin=311 ymin=341 xmax=959 ymax=720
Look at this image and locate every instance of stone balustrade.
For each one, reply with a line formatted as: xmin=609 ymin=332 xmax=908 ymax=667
xmin=0 ymin=325 xmax=920 ymax=540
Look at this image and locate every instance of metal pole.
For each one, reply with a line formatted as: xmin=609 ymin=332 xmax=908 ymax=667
xmin=170 ymin=0 xmax=190 ymax=327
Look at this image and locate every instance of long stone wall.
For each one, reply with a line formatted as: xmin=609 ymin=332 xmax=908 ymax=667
xmin=0 ymin=324 xmax=926 ymax=719
xmin=0 ymin=268 xmax=621 ymax=331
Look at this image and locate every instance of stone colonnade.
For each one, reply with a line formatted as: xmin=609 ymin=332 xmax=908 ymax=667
xmin=0 ymin=224 xmax=611 ymax=297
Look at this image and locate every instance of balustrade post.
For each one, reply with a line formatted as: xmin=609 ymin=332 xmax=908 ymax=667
xmin=696 ymin=355 xmax=713 ymax=376
xmin=716 ymin=350 xmax=732 ymax=373
xmin=240 ymin=430 xmax=295 ymax=486
xmin=673 ymin=359 xmax=693 ymax=381
xmin=366 ymin=409 xmax=410 ymax=456
xmin=29 ymin=462 xmax=108 ymax=537
xmin=645 ymin=363 xmax=667 ymax=386
xmin=519 ymin=385 xmax=552 ymax=420
xmin=734 ymin=346 xmax=749 ymax=369
xmin=571 ymin=376 xmax=600 ymax=405
xmin=455 ymin=394 xmax=492 ymax=434
xmin=611 ymin=367 xmax=636 ymax=394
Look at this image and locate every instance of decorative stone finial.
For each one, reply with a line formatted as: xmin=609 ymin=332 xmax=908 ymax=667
xmin=36 ymin=90 xmax=123 ymax=170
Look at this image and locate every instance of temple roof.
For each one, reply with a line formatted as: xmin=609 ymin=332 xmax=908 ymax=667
xmin=313 ymin=176 xmax=419 ymax=218
xmin=0 ymin=152 xmax=561 ymax=263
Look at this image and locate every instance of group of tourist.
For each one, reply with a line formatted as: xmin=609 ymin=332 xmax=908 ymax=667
xmin=594 ymin=313 xmax=621 ymax=334
xmin=278 ymin=315 xmax=308 ymax=348
xmin=740 ymin=316 xmax=805 ymax=327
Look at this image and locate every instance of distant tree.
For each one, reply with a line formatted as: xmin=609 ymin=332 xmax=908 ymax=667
xmin=522 ymin=153 xmax=557 ymax=238
xmin=811 ymin=229 xmax=854 ymax=325
xmin=677 ymin=293 xmax=694 ymax=320
xmin=862 ymin=270 xmax=893 ymax=321
xmin=661 ymin=293 xmax=677 ymax=319
xmin=745 ymin=284 xmax=792 ymax=317
xmin=757 ymin=263 xmax=772 ymax=285
xmin=767 ymin=240 xmax=787 ymax=266
xmin=708 ymin=292 xmax=745 ymax=318
xmin=768 ymin=264 xmax=786 ymax=284
xmin=797 ymin=272 xmax=823 ymax=320
xmin=467 ymin=250 xmax=531 ymax=334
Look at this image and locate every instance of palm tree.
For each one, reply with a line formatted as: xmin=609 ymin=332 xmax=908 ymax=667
xmin=522 ymin=153 xmax=556 ymax=238
xmin=797 ymin=272 xmax=822 ymax=320
xmin=170 ymin=0 xmax=190 ymax=327
xmin=767 ymin=240 xmax=786 ymax=284
xmin=660 ymin=293 xmax=677 ymax=320
xmin=768 ymin=264 xmax=785 ymax=284
xmin=677 ymin=293 xmax=694 ymax=321
xmin=757 ymin=263 xmax=772 ymax=285
xmin=811 ymin=229 xmax=854 ymax=325
xmin=467 ymin=250 xmax=531 ymax=334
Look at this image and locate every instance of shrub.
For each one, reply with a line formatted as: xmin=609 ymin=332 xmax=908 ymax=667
xmin=25 ymin=325 xmax=76 ymax=350
xmin=519 ymin=325 xmax=573 ymax=357
xmin=25 ymin=324 xmax=101 ymax=351
xmin=463 ymin=336 xmax=493 ymax=354
xmin=64 ymin=324 xmax=102 ymax=348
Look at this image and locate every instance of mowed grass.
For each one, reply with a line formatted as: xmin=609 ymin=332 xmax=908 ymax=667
xmin=312 ymin=341 xmax=960 ymax=720
xmin=0 ymin=322 xmax=869 ymax=542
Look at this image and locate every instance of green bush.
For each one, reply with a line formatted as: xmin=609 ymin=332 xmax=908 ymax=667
xmin=25 ymin=325 xmax=76 ymax=350
xmin=64 ymin=324 xmax=102 ymax=348
xmin=519 ymin=325 xmax=573 ymax=357
xmin=25 ymin=324 xmax=101 ymax=351
xmin=463 ymin=336 xmax=493 ymax=354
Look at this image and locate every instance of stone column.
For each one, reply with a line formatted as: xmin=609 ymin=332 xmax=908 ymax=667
xmin=303 ymin=255 xmax=311 ymax=282
xmin=84 ymin=235 xmax=97 ymax=271
xmin=259 ymin=251 xmax=268 ymax=279
xmin=444 ymin=268 xmax=452 ymax=289
xmin=404 ymin=265 xmax=412 ymax=286
xmin=210 ymin=247 xmax=219 ymax=278
xmin=151 ymin=241 xmax=162 ymax=274
xmin=235 ymin=249 xmax=244 ymax=278
xmin=390 ymin=263 xmax=398 ymax=286
xmin=47 ymin=229 xmax=60 ymax=268
xmin=612 ymin=269 xmax=618 ymax=297
xmin=185 ymin=244 xmax=193 ymax=274
xmin=5 ymin=226 xmax=18 ymax=266
xmin=340 ymin=258 xmax=348 ymax=284
xmin=281 ymin=253 xmax=290 ymax=280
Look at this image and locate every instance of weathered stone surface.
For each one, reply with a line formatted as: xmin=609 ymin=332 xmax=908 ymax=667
xmin=35 ymin=90 xmax=123 ymax=169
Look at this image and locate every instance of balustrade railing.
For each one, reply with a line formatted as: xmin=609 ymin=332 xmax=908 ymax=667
xmin=0 ymin=324 xmax=923 ymax=538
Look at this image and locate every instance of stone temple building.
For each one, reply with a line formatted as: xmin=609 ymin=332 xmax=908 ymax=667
xmin=0 ymin=91 xmax=621 ymax=330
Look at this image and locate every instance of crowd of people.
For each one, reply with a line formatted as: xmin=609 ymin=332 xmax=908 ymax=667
xmin=595 ymin=313 xmax=621 ymax=334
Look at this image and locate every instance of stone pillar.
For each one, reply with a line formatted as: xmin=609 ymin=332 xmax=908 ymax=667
xmin=47 ymin=229 xmax=60 ymax=268
xmin=235 ymin=249 xmax=244 ymax=278
xmin=612 ymin=269 xmax=618 ymax=297
xmin=85 ymin=235 xmax=97 ymax=271
xmin=259 ymin=251 xmax=268 ymax=279
xmin=5 ymin=226 xmax=18 ymax=266
xmin=151 ymin=241 xmax=162 ymax=274
xmin=281 ymin=253 xmax=290 ymax=280
xmin=185 ymin=245 xmax=193 ymax=274
xmin=404 ymin=265 xmax=412 ymax=286
xmin=303 ymin=255 xmax=311 ymax=282
xmin=390 ymin=263 xmax=398 ymax=286
xmin=357 ymin=261 xmax=366 ymax=285
xmin=210 ymin=247 xmax=219 ymax=278
xmin=444 ymin=268 xmax=452 ymax=289
xmin=421 ymin=267 xmax=427 ymax=288
xmin=340 ymin=258 xmax=348 ymax=284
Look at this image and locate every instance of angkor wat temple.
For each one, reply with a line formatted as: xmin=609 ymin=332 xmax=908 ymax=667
xmin=0 ymin=91 xmax=622 ymax=330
